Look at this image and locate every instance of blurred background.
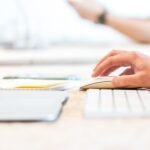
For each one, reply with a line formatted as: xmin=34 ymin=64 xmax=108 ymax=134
xmin=0 ymin=0 xmax=149 ymax=66
xmin=0 ymin=0 xmax=150 ymax=49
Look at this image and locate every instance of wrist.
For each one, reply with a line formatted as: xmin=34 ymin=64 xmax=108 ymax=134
xmin=105 ymin=14 xmax=121 ymax=27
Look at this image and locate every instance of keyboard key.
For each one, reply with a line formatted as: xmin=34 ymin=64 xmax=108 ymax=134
xmin=84 ymin=89 xmax=100 ymax=117
xmin=84 ymin=89 xmax=150 ymax=118
xmin=113 ymin=90 xmax=128 ymax=114
xmin=100 ymin=89 xmax=113 ymax=113
xmin=123 ymin=90 xmax=143 ymax=113
xmin=138 ymin=90 xmax=150 ymax=113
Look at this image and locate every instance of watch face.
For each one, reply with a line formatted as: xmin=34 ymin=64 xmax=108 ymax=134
xmin=97 ymin=11 xmax=107 ymax=24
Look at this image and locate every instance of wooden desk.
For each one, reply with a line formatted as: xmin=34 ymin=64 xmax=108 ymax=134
xmin=0 ymin=65 xmax=150 ymax=150
xmin=0 ymin=43 xmax=150 ymax=150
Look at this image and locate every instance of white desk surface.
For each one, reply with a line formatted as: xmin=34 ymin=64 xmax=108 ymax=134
xmin=0 ymin=43 xmax=149 ymax=65
xmin=0 ymin=44 xmax=150 ymax=150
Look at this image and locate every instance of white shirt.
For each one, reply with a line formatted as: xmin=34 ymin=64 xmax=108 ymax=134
xmin=0 ymin=0 xmax=149 ymax=49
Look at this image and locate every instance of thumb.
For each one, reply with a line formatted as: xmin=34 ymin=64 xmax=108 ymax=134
xmin=112 ymin=75 xmax=140 ymax=88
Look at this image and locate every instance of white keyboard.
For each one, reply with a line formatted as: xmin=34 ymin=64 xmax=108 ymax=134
xmin=84 ymin=89 xmax=150 ymax=118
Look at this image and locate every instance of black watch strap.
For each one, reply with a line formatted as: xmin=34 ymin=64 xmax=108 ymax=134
xmin=97 ymin=11 xmax=107 ymax=24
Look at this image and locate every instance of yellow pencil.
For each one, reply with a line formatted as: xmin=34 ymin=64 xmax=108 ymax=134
xmin=16 ymin=83 xmax=63 ymax=89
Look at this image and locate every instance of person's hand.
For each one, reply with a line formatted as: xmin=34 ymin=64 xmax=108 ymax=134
xmin=68 ymin=0 xmax=105 ymax=22
xmin=92 ymin=50 xmax=150 ymax=88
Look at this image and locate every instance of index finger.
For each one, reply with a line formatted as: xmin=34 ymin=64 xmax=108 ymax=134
xmin=93 ymin=50 xmax=125 ymax=71
xmin=92 ymin=52 xmax=134 ymax=77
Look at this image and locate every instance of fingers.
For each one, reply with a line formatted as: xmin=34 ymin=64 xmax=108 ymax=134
xmin=112 ymin=74 xmax=141 ymax=88
xmin=120 ymin=68 xmax=134 ymax=76
xmin=68 ymin=0 xmax=76 ymax=5
xmin=68 ymin=0 xmax=79 ymax=8
xmin=93 ymin=50 xmax=125 ymax=71
xmin=100 ymin=66 xmax=119 ymax=76
xmin=92 ymin=52 xmax=134 ymax=77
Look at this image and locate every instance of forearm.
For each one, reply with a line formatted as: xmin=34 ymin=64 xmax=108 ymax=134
xmin=105 ymin=15 xmax=150 ymax=43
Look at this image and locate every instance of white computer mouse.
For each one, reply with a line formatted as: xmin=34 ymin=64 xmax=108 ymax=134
xmin=80 ymin=76 xmax=114 ymax=90
xmin=80 ymin=76 xmax=139 ymax=90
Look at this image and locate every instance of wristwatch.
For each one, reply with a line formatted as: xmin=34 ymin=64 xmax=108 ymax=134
xmin=97 ymin=11 xmax=107 ymax=24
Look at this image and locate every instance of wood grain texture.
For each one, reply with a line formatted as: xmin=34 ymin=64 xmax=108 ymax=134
xmin=0 ymin=90 xmax=150 ymax=150
xmin=0 ymin=44 xmax=150 ymax=150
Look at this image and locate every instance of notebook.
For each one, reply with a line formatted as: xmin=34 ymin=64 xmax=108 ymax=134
xmin=0 ymin=89 xmax=68 ymax=121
